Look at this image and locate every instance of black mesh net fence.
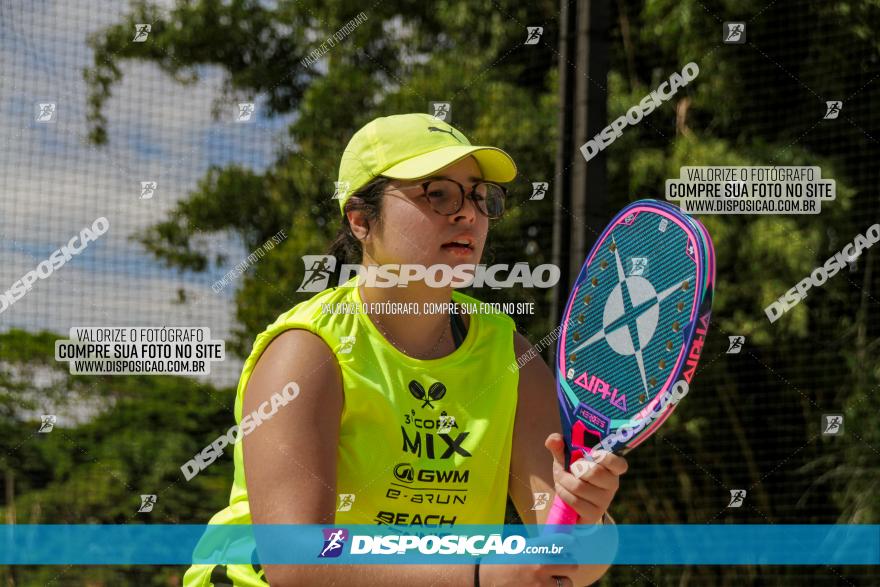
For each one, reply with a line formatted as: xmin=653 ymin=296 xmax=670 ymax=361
xmin=0 ymin=0 xmax=878 ymax=585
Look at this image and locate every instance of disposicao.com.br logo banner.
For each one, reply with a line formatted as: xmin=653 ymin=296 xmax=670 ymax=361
xmin=318 ymin=529 xmax=569 ymax=558
xmin=252 ymin=525 xmax=585 ymax=566
xmin=3 ymin=524 xmax=878 ymax=565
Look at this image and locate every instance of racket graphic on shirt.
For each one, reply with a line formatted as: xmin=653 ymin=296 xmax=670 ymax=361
xmin=545 ymin=199 xmax=715 ymax=526
xmin=408 ymin=380 xmax=447 ymax=409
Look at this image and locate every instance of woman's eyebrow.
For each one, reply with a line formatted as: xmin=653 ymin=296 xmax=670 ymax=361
xmin=425 ymin=175 xmax=484 ymax=182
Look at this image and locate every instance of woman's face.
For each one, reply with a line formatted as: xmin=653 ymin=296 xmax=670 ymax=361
xmin=362 ymin=156 xmax=489 ymax=271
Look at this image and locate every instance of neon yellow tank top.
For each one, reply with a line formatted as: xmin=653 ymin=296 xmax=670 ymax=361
xmin=183 ymin=280 xmax=519 ymax=586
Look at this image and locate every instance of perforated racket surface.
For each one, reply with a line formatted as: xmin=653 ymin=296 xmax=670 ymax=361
xmin=620 ymin=200 xmax=715 ymax=449
xmin=545 ymin=200 xmax=714 ymax=526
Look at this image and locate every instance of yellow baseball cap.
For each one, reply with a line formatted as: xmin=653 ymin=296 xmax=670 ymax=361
xmin=336 ymin=113 xmax=517 ymax=212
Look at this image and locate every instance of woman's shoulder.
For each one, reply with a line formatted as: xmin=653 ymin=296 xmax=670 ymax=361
xmin=272 ymin=284 xmax=355 ymax=326
xmin=245 ymin=285 xmax=357 ymax=365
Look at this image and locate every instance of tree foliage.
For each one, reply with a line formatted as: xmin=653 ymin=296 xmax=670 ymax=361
xmin=2 ymin=0 xmax=878 ymax=585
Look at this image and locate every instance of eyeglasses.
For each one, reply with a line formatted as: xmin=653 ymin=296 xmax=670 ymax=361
xmin=392 ymin=179 xmax=507 ymax=219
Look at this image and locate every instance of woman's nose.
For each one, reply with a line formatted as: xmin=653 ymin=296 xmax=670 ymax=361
xmin=451 ymin=194 xmax=478 ymax=223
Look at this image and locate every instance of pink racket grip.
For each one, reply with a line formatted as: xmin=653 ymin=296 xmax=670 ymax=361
xmin=545 ymin=495 xmax=579 ymax=526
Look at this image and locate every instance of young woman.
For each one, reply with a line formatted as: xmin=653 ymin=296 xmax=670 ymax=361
xmin=183 ymin=113 xmax=627 ymax=587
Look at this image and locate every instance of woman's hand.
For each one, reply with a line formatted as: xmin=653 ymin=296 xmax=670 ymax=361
xmin=544 ymin=433 xmax=628 ymax=525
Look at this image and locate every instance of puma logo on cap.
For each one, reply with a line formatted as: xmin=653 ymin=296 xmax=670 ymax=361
xmin=427 ymin=126 xmax=462 ymax=143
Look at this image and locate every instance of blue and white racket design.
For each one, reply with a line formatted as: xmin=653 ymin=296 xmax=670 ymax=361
xmin=546 ymin=199 xmax=715 ymax=525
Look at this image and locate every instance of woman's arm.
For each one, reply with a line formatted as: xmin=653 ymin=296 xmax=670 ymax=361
xmin=507 ymin=332 xmax=561 ymax=526
xmin=242 ymin=329 xmax=475 ymax=586
xmin=506 ymin=331 xmax=627 ymax=586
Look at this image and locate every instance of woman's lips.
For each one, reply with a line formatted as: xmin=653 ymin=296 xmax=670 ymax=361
xmin=440 ymin=242 xmax=474 ymax=256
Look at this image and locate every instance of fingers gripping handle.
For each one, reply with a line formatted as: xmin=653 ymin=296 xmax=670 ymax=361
xmin=543 ymin=424 xmax=588 ymax=531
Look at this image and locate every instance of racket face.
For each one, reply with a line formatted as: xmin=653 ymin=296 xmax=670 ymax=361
xmin=643 ymin=200 xmax=716 ymax=302
xmin=555 ymin=201 xmax=710 ymax=458
xmin=620 ymin=201 xmax=716 ymax=449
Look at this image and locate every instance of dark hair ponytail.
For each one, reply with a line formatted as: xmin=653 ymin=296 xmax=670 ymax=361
xmin=326 ymin=176 xmax=389 ymax=280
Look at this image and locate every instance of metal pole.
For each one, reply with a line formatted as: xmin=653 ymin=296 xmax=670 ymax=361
xmin=571 ymin=0 xmax=610 ymax=272
xmin=550 ymin=0 xmax=576 ymax=345
xmin=551 ymin=0 xmax=609 ymax=363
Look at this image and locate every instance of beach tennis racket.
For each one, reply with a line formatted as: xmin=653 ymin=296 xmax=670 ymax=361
xmin=545 ymin=199 xmax=715 ymax=525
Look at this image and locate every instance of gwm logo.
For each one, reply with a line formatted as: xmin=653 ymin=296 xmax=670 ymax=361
xmin=393 ymin=463 xmax=469 ymax=484
xmin=393 ymin=462 xmax=415 ymax=482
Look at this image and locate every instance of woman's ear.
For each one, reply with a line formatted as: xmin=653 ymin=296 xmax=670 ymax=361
xmin=347 ymin=209 xmax=371 ymax=242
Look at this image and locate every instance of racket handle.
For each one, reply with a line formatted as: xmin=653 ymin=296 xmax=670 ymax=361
xmin=545 ymin=495 xmax=579 ymax=526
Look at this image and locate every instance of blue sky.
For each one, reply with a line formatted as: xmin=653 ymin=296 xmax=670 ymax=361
xmin=0 ymin=0 xmax=298 ymax=388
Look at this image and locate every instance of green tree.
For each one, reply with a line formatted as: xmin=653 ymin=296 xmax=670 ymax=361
xmin=4 ymin=1 xmax=870 ymax=585
xmin=0 ymin=329 xmax=235 ymax=586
